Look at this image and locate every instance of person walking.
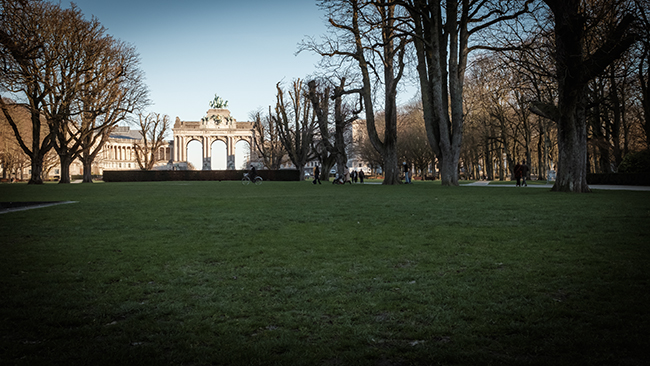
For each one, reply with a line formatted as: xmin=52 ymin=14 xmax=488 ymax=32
xmin=359 ymin=169 xmax=365 ymax=183
xmin=344 ymin=166 xmax=351 ymax=184
xmin=313 ymin=165 xmax=321 ymax=184
xmin=514 ymin=161 xmax=523 ymax=187
xmin=403 ymin=162 xmax=411 ymax=184
xmin=521 ymin=162 xmax=529 ymax=187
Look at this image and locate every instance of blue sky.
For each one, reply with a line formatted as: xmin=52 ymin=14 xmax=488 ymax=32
xmin=65 ymin=0 xmax=328 ymax=123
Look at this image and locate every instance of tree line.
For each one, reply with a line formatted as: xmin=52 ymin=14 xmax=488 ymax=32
xmin=255 ymin=0 xmax=647 ymax=192
xmin=0 ymin=0 xmax=169 ymax=184
xmin=3 ymin=0 xmax=648 ymax=192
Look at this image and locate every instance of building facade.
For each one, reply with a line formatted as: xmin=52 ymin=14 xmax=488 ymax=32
xmin=172 ymin=108 xmax=255 ymax=170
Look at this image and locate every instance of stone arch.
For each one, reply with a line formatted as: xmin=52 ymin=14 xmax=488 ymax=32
xmin=211 ymin=139 xmax=227 ymax=170
xmin=186 ymin=139 xmax=203 ymax=170
xmin=172 ymin=109 xmax=255 ymax=170
xmin=235 ymin=139 xmax=251 ymax=170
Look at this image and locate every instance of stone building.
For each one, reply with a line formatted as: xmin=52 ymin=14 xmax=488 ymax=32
xmin=63 ymin=126 xmax=172 ymax=178
xmin=2 ymin=107 xmax=256 ymax=181
xmin=172 ymin=108 xmax=255 ymax=170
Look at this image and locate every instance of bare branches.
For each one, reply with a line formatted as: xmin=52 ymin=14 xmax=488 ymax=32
xmin=1 ymin=0 xmax=149 ymax=183
xmin=133 ymin=112 xmax=169 ymax=170
xmin=272 ymin=79 xmax=317 ymax=179
xmin=251 ymin=107 xmax=287 ymax=170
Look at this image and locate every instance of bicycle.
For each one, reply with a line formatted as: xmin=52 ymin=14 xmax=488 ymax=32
xmin=242 ymin=173 xmax=263 ymax=185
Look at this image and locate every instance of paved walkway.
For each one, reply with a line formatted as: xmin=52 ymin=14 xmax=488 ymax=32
xmin=461 ymin=181 xmax=650 ymax=191
xmin=0 ymin=201 xmax=77 ymax=214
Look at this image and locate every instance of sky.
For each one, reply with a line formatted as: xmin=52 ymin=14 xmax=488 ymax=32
xmin=63 ymin=0 xmax=330 ymax=124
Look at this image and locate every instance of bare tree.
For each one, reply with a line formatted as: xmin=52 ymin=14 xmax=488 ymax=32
xmin=76 ymin=40 xmax=149 ymax=182
xmin=402 ymin=0 xmax=535 ymax=186
xmin=133 ymin=112 xmax=170 ymax=170
xmin=306 ymin=0 xmax=409 ymax=184
xmin=1 ymin=0 xmax=147 ymax=184
xmin=635 ymin=0 xmax=650 ymax=147
xmin=0 ymin=0 xmax=56 ymax=184
xmin=398 ymin=102 xmax=436 ymax=179
xmin=0 ymin=100 xmax=34 ymax=179
xmin=307 ymin=80 xmax=337 ymax=180
xmin=497 ymin=29 xmax=559 ymax=180
xmin=251 ymin=108 xmax=287 ymax=170
xmin=273 ymin=79 xmax=317 ymax=180
xmin=307 ymin=77 xmax=359 ymax=181
xmin=531 ymin=0 xmax=637 ymax=192
xmin=39 ymin=5 xmax=111 ymax=184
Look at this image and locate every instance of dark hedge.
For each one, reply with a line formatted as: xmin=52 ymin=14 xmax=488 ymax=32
xmin=103 ymin=170 xmax=300 ymax=182
xmin=586 ymin=173 xmax=650 ymax=186
xmin=618 ymin=149 xmax=650 ymax=173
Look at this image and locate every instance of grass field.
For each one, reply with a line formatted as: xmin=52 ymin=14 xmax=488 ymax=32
xmin=1 ymin=180 xmax=649 ymax=365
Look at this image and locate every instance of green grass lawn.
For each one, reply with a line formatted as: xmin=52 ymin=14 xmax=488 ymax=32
xmin=1 ymin=181 xmax=649 ymax=365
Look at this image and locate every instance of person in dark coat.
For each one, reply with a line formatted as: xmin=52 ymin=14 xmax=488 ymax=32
xmin=521 ymin=162 xmax=529 ymax=187
xmin=403 ymin=162 xmax=411 ymax=183
xmin=359 ymin=170 xmax=365 ymax=183
xmin=248 ymin=165 xmax=257 ymax=180
xmin=514 ymin=162 xmax=523 ymax=187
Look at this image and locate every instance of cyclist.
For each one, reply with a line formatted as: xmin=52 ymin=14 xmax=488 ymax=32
xmin=248 ymin=165 xmax=258 ymax=181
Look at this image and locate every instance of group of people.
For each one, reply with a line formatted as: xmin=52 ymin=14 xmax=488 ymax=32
xmin=312 ymin=165 xmax=365 ymax=184
xmin=513 ymin=161 xmax=530 ymax=187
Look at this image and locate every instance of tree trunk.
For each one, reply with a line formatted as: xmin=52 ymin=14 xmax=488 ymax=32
xmin=26 ymin=110 xmax=47 ymax=185
xmin=58 ymin=154 xmax=72 ymax=184
xmin=82 ymin=157 xmax=93 ymax=183
xmin=320 ymin=157 xmax=335 ymax=182
xmin=297 ymin=165 xmax=305 ymax=181
xmin=543 ymin=0 xmax=634 ymax=191
xmin=383 ymin=145 xmax=400 ymax=185
xmin=552 ymin=95 xmax=591 ymax=192
xmin=439 ymin=154 xmax=458 ymax=185
xmin=28 ymin=158 xmax=45 ymax=184
xmin=485 ymin=137 xmax=493 ymax=180
xmin=537 ymin=128 xmax=545 ymax=180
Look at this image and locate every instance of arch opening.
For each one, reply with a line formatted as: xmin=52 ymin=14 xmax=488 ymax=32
xmin=235 ymin=140 xmax=251 ymax=170
xmin=211 ymin=140 xmax=227 ymax=170
xmin=186 ymin=140 xmax=203 ymax=170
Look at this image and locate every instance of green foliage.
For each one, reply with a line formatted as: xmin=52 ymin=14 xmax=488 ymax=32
xmin=1 ymin=182 xmax=649 ymax=365
xmin=618 ymin=149 xmax=650 ymax=173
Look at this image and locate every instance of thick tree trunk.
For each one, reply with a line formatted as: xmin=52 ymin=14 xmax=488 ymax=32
xmin=335 ymin=151 xmax=347 ymax=181
xmin=28 ymin=158 xmax=44 ymax=184
xmin=297 ymin=165 xmax=306 ymax=181
xmin=552 ymin=97 xmax=591 ymax=192
xmin=321 ymin=158 xmax=334 ymax=182
xmin=58 ymin=154 xmax=72 ymax=184
xmin=547 ymin=0 xmax=591 ymax=192
xmin=439 ymin=154 xmax=459 ymax=185
xmin=543 ymin=0 xmax=634 ymax=191
xmin=27 ymin=111 xmax=46 ymax=185
xmin=383 ymin=145 xmax=400 ymax=185
xmin=82 ymin=158 xmax=93 ymax=183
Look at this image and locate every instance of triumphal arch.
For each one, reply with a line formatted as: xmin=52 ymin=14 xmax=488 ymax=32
xmin=172 ymin=108 xmax=255 ymax=170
